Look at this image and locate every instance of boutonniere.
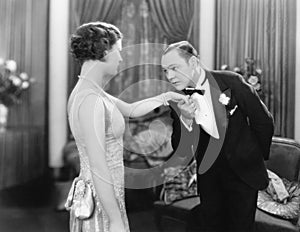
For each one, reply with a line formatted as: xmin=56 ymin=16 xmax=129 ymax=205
xmin=219 ymin=89 xmax=238 ymax=116
xmin=219 ymin=93 xmax=230 ymax=105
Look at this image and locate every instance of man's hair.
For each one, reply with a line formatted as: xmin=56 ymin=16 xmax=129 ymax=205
xmin=163 ymin=41 xmax=198 ymax=62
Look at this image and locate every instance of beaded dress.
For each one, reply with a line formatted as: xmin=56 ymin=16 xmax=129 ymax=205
xmin=66 ymin=77 xmax=130 ymax=232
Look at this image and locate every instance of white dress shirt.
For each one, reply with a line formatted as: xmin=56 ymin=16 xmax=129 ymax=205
xmin=180 ymin=71 xmax=219 ymax=139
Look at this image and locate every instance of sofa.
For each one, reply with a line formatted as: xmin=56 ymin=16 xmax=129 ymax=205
xmin=153 ymin=136 xmax=300 ymax=232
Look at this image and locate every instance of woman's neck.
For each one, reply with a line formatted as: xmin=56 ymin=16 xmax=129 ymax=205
xmin=80 ymin=60 xmax=104 ymax=88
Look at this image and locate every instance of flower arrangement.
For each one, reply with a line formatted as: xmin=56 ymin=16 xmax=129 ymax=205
xmin=0 ymin=58 xmax=34 ymax=107
xmin=220 ymin=58 xmax=264 ymax=99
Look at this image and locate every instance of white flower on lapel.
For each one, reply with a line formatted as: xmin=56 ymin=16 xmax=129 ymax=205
xmin=219 ymin=93 xmax=230 ymax=105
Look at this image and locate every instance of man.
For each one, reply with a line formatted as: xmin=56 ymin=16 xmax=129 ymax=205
xmin=161 ymin=41 xmax=274 ymax=232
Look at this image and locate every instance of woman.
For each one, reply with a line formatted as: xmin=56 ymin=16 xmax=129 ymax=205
xmin=65 ymin=22 xmax=188 ymax=232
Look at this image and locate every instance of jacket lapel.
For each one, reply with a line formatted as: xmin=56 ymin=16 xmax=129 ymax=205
xmin=198 ymin=71 xmax=229 ymax=174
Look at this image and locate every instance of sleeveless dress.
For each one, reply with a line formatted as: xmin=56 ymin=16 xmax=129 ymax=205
xmin=66 ymin=80 xmax=130 ymax=232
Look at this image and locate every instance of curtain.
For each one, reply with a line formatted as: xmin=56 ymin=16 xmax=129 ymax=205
xmin=0 ymin=0 xmax=48 ymax=128
xmin=68 ymin=0 xmax=123 ymax=94
xmin=0 ymin=0 xmax=48 ymax=184
xmin=110 ymin=0 xmax=170 ymax=101
xmin=215 ymin=0 xmax=296 ymax=138
xmin=148 ymin=0 xmax=195 ymax=43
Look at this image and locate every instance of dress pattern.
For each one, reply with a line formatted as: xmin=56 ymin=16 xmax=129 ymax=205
xmin=67 ymin=85 xmax=130 ymax=232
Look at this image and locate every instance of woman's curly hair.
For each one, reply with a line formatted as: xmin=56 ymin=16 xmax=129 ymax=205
xmin=70 ymin=22 xmax=123 ymax=64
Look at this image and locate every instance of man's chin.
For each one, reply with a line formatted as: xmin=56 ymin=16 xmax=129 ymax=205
xmin=174 ymin=85 xmax=184 ymax=91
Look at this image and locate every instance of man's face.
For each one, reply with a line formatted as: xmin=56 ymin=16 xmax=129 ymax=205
xmin=161 ymin=49 xmax=194 ymax=90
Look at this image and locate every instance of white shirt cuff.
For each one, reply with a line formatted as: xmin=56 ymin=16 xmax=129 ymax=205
xmin=180 ymin=115 xmax=193 ymax=132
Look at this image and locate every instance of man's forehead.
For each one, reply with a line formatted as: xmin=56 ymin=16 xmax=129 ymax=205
xmin=161 ymin=50 xmax=186 ymax=67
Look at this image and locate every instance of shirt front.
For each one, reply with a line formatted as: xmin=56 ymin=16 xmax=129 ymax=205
xmin=181 ymin=69 xmax=219 ymax=139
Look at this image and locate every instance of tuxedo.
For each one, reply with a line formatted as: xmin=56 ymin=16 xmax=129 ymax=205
xmin=169 ymin=70 xmax=274 ymax=231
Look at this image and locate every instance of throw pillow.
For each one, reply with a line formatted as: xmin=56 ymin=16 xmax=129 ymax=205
xmin=160 ymin=160 xmax=198 ymax=205
xmin=257 ymin=170 xmax=300 ymax=222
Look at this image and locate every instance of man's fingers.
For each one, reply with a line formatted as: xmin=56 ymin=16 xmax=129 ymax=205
xmin=178 ymin=99 xmax=186 ymax=106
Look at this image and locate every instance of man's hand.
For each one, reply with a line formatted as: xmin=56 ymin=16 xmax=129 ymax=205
xmin=177 ymin=98 xmax=196 ymax=120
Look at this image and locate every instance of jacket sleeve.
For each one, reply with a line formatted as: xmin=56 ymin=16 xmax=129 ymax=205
xmin=232 ymin=74 xmax=274 ymax=159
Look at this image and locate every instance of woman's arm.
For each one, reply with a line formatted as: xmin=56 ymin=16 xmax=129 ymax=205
xmin=78 ymin=94 xmax=125 ymax=231
xmin=108 ymin=92 xmax=188 ymax=118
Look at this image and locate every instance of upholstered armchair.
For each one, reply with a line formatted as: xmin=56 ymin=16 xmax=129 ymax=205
xmin=153 ymin=137 xmax=300 ymax=232
xmin=255 ymin=137 xmax=300 ymax=232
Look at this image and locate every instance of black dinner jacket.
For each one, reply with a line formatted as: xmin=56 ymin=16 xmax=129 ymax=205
xmin=169 ymin=70 xmax=274 ymax=190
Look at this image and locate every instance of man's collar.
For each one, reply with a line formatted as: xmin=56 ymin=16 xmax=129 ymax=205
xmin=196 ymin=67 xmax=207 ymax=88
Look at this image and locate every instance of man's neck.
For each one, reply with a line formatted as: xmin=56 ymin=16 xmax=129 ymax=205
xmin=190 ymin=67 xmax=205 ymax=88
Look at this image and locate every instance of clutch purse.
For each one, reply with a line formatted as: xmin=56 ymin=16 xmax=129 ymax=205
xmin=65 ymin=177 xmax=95 ymax=220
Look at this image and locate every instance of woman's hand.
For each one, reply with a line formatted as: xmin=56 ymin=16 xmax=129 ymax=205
xmin=165 ymin=91 xmax=190 ymax=104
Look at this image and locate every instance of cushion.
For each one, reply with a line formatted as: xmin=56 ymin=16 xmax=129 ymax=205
xmin=160 ymin=160 xmax=198 ymax=205
xmin=255 ymin=209 xmax=299 ymax=232
xmin=257 ymin=170 xmax=300 ymax=222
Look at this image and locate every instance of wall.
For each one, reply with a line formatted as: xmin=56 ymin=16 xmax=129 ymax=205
xmin=295 ymin=0 xmax=300 ymax=142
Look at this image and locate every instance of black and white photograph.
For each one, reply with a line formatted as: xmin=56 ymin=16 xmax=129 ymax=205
xmin=0 ymin=0 xmax=300 ymax=231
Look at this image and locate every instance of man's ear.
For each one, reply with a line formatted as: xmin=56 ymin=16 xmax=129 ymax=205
xmin=188 ymin=56 xmax=198 ymax=69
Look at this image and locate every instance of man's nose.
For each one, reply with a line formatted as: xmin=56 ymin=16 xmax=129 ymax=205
xmin=166 ymin=69 xmax=176 ymax=79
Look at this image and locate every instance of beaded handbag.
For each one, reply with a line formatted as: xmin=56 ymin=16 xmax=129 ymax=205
xmin=65 ymin=177 xmax=95 ymax=220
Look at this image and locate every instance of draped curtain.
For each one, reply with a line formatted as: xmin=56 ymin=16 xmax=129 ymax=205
xmin=148 ymin=0 xmax=198 ymax=47
xmin=216 ymin=0 xmax=296 ymax=138
xmin=0 ymin=0 xmax=48 ymax=127
xmin=110 ymin=0 xmax=170 ymax=101
xmin=0 ymin=0 xmax=48 ymax=184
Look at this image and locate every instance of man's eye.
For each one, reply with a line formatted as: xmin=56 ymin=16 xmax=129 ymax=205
xmin=171 ymin=67 xmax=178 ymax=71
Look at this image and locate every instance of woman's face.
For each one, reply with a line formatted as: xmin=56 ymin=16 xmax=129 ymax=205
xmin=104 ymin=39 xmax=123 ymax=76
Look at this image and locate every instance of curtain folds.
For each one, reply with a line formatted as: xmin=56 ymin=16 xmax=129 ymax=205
xmin=215 ymin=0 xmax=296 ymax=138
xmin=110 ymin=0 xmax=171 ymax=101
xmin=0 ymin=0 xmax=48 ymax=184
xmin=148 ymin=0 xmax=195 ymax=43
xmin=0 ymin=0 xmax=48 ymax=127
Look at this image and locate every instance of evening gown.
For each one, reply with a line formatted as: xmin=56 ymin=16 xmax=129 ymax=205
xmin=66 ymin=79 xmax=130 ymax=232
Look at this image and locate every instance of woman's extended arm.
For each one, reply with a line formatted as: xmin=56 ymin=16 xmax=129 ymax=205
xmin=78 ymin=94 xmax=125 ymax=231
xmin=107 ymin=92 xmax=189 ymax=118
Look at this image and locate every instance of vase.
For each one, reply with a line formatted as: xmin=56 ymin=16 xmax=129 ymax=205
xmin=0 ymin=103 xmax=8 ymax=132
